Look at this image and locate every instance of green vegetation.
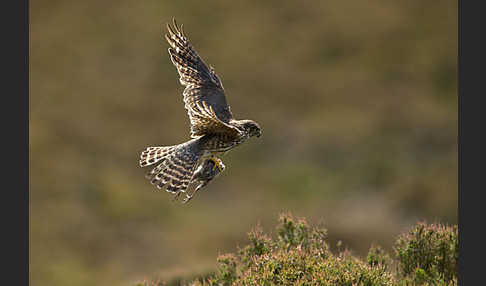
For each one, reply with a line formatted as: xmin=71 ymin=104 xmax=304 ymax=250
xmin=394 ymin=222 xmax=458 ymax=285
xmin=137 ymin=213 xmax=457 ymax=286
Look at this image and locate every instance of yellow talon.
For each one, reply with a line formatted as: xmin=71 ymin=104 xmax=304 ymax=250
xmin=209 ymin=157 xmax=224 ymax=172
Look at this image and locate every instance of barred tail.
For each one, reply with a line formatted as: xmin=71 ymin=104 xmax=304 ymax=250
xmin=139 ymin=139 xmax=203 ymax=194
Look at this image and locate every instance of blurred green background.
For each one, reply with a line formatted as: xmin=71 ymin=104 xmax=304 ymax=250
xmin=30 ymin=0 xmax=457 ymax=285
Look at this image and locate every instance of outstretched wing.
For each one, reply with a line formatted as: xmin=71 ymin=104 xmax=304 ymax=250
xmin=165 ymin=19 xmax=239 ymax=138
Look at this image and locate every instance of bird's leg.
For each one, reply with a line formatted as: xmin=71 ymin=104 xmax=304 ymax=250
xmin=183 ymin=181 xmax=207 ymax=204
xmin=172 ymin=190 xmax=182 ymax=201
xmin=208 ymin=155 xmax=225 ymax=172
xmin=182 ymin=193 xmax=194 ymax=204
xmin=182 ymin=157 xmax=225 ymax=204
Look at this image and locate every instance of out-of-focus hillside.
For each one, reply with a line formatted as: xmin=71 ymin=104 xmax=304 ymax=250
xmin=30 ymin=1 xmax=457 ymax=285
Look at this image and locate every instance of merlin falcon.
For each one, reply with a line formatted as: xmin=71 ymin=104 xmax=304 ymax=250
xmin=139 ymin=19 xmax=262 ymax=203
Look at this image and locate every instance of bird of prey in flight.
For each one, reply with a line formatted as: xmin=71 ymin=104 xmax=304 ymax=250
xmin=139 ymin=19 xmax=262 ymax=203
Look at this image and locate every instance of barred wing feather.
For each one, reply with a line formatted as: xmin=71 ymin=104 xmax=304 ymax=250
xmin=165 ymin=19 xmax=237 ymax=138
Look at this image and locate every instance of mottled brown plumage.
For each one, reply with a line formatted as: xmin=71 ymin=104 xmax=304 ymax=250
xmin=139 ymin=19 xmax=262 ymax=202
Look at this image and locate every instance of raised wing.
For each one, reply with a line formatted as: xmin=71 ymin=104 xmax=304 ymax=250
xmin=165 ymin=19 xmax=238 ymax=138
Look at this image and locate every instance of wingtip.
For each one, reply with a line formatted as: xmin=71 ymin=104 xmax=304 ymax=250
xmin=164 ymin=33 xmax=171 ymax=43
xmin=172 ymin=17 xmax=178 ymax=29
xmin=180 ymin=23 xmax=185 ymax=37
xmin=166 ymin=22 xmax=175 ymax=36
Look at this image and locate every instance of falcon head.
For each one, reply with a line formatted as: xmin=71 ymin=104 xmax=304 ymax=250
xmin=236 ymin=119 xmax=262 ymax=138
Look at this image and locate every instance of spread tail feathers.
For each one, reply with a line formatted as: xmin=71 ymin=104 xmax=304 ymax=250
xmin=139 ymin=139 xmax=203 ymax=194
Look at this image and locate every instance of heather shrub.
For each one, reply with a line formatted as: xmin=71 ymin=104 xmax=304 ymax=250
xmin=394 ymin=222 xmax=458 ymax=285
xmin=367 ymin=244 xmax=392 ymax=272
xmin=135 ymin=280 xmax=165 ymax=286
xmin=138 ymin=214 xmax=458 ymax=286
xmin=189 ymin=213 xmax=396 ymax=286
